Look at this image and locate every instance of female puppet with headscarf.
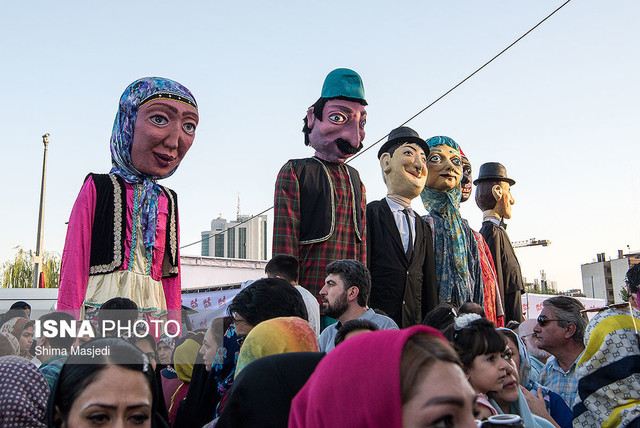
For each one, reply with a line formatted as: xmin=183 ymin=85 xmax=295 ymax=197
xmin=420 ymin=136 xmax=483 ymax=308
xmin=58 ymin=77 xmax=199 ymax=322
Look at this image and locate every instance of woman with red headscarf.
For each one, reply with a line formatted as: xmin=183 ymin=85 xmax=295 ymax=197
xmin=289 ymin=325 xmax=478 ymax=427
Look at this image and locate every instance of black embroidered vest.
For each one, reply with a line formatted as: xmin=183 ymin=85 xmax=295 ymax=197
xmin=87 ymin=173 xmax=179 ymax=278
xmin=291 ymin=158 xmax=364 ymax=244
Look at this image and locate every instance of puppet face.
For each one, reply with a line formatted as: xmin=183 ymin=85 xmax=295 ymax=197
xmin=494 ymin=181 xmax=515 ymax=219
xmin=460 ymin=156 xmax=472 ymax=203
xmin=131 ymin=99 xmax=199 ymax=177
xmin=381 ymin=142 xmax=427 ymax=199
xmin=425 ymin=144 xmax=463 ymax=191
xmin=307 ymin=99 xmax=366 ymax=163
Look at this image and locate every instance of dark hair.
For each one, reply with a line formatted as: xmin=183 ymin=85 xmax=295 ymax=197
xmin=302 ymin=96 xmax=368 ymax=146
xmin=475 ymin=181 xmax=498 ymax=211
xmin=10 ymin=301 xmax=31 ymax=311
xmin=542 ymin=296 xmax=588 ymax=344
xmin=422 ymin=303 xmax=458 ymax=332
xmin=48 ymin=338 xmax=159 ymax=427
xmin=627 ymin=264 xmax=640 ymax=294
xmin=38 ymin=311 xmax=77 ymax=351
xmin=0 ymin=308 xmax=28 ymax=328
xmin=325 ymin=259 xmax=371 ymax=307
xmin=334 ymin=319 xmax=379 ymax=346
xmin=400 ymin=332 xmax=462 ymax=404
xmin=459 ymin=302 xmax=486 ymax=318
xmin=265 ymin=255 xmax=299 ymax=284
xmin=97 ymin=297 xmax=139 ymax=337
xmin=227 ymin=278 xmax=308 ymax=327
xmin=444 ymin=317 xmax=506 ymax=369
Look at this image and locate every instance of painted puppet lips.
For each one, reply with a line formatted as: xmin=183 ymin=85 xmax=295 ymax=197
xmin=406 ymin=169 xmax=422 ymax=179
xmin=154 ymin=152 xmax=175 ymax=167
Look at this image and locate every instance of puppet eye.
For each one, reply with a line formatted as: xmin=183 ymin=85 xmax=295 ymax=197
xmin=328 ymin=113 xmax=347 ymax=123
xmin=183 ymin=122 xmax=196 ymax=133
xmin=360 ymin=119 xmax=366 ymax=128
xmin=451 ymin=157 xmax=462 ymax=166
xmin=150 ymin=115 xmax=168 ymax=125
xmin=428 ymin=154 xmax=441 ymax=163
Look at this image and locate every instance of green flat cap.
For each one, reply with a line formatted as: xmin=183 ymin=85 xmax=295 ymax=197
xmin=321 ymin=68 xmax=366 ymax=101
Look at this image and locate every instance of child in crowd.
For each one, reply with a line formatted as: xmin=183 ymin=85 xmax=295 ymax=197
xmin=444 ymin=314 xmax=511 ymax=420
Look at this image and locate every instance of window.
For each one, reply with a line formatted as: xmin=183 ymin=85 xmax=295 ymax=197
xmin=227 ymin=229 xmax=235 ymax=258
xmin=262 ymin=220 xmax=268 ymax=260
xmin=239 ymin=228 xmax=247 ymax=259
xmin=201 ymin=233 xmax=210 ymax=256
xmin=214 ymin=234 xmax=225 ymax=258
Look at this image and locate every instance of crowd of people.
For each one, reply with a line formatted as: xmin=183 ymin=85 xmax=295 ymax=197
xmin=1 ymin=261 xmax=639 ymax=427
xmin=1 ymin=70 xmax=638 ymax=427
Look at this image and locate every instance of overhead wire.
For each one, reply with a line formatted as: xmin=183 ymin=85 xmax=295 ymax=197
xmin=181 ymin=0 xmax=572 ymax=250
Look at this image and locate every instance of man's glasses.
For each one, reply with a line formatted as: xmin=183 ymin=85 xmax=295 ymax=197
xmin=537 ymin=315 xmax=563 ymax=327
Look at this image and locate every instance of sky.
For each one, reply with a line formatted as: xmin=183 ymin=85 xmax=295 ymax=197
xmin=1 ymin=1 xmax=639 ymax=291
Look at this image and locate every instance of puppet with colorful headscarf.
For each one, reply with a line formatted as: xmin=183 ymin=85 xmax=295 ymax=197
xmin=273 ymin=68 xmax=367 ymax=299
xmin=58 ymin=77 xmax=199 ymax=322
xmin=459 ymin=149 xmax=504 ymax=327
xmin=475 ymin=162 xmax=523 ymax=323
xmin=420 ymin=136 xmax=483 ymax=307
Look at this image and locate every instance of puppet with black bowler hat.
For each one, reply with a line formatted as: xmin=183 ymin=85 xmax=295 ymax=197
xmin=367 ymin=126 xmax=438 ymax=328
xmin=475 ymin=162 xmax=524 ymax=323
xmin=273 ymin=69 xmax=367 ymax=300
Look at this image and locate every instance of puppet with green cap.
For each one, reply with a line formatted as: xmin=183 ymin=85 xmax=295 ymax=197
xmin=273 ymin=68 xmax=368 ymax=299
xmin=367 ymin=126 xmax=438 ymax=327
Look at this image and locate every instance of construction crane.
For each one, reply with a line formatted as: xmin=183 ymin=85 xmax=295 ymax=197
xmin=511 ymin=238 xmax=551 ymax=248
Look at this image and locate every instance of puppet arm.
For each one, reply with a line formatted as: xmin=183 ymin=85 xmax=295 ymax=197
xmin=162 ymin=201 xmax=182 ymax=326
xmin=58 ymin=176 xmax=96 ymax=319
xmin=272 ymin=162 xmax=301 ymax=258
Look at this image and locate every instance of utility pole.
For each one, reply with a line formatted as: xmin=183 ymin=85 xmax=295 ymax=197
xmin=33 ymin=133 xmax=50 ymax=288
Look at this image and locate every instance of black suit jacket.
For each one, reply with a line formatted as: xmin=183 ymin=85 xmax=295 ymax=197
xmin=479 ymin=220 xmax=524 ymax=323
xmin=366 ymin=199 xmax=438 ymax=327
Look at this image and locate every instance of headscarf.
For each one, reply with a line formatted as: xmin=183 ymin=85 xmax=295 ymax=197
xmin=235 ymin=317 xmax=318 ymax=377
xmin=215 ymin=352 xmax=324 ymax=428
xmin=488 ymin=390 xmax=556 ymax=428
xmin=0 ymin=332 xmax=18 ymax=357
xmin=173 ymin=338 xmax=200 ymax=383
xmin=158 ymin=333 xmax=176 ymax=353
xmin=573 ymin=307 xmax=640 ymax=428
xmin=109 ymin=77 xmax=197 ymax=257
xmin=0 ymin=356 xmax=48 ymax=427
xmin=289 ymin=325 xmax=446 ymax=428
xmin=420 ymin=136 xmax=472 ymax=304
xmin=0 ymin=317 xmax=32 ymax=359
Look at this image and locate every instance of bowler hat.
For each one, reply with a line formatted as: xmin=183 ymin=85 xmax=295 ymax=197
xmin=473 ymin=162 xmax=515 ymax=186
xmin=377 ymin=126 xmax=429 ymax=159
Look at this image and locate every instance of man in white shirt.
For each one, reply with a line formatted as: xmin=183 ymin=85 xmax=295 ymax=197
xmin=318 ymin=259 xmax=397 ymax=352
xmin=265 ymin=255 xmax=321 ymax=336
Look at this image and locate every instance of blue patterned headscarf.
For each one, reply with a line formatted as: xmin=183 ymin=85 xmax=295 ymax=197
xmin=420 ymin=136 xmax=471 ymax=304
xmin=110 ymin=77 xmax=197 ymax=257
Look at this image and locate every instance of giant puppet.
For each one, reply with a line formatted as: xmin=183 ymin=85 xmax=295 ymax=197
xmin=420 ymin=136 xmax=484 ymax=307
xmin=459 ymin=150 xmax=504 ymax=326
xmin=367 ymin=126 xmax=438 ymax=327
xmin=474 ymin=162 xmax=524 ymax=323
xmin=273 ymin=69 xmax=367 ymax=297
xmin=58 ymin=77 xmax=199 ymax=322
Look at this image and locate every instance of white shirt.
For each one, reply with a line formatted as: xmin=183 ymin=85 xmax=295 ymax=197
xmin=385 ymin=197 xmax=416 ymax=253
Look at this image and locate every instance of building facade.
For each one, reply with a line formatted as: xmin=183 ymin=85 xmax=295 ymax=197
xmin=201 ymin=214 xmax=269 ymax=260
xmin=581 ymin=250 xmax=640 ymax=304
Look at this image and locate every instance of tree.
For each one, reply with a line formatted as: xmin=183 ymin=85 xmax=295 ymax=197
xmin=1 ymin=246 xmax=60 ymax=288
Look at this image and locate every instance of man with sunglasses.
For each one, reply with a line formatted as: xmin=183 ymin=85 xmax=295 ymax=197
xmin=533 ymin=296 xmax=588 ymax=408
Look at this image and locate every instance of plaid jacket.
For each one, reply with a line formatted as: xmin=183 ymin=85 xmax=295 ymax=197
xmin=273 ymin=157 xmax=366 ymax=297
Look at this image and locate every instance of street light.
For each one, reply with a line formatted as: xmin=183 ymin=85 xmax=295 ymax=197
xmin=33 ymin=133 xmax=49 ymax=288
